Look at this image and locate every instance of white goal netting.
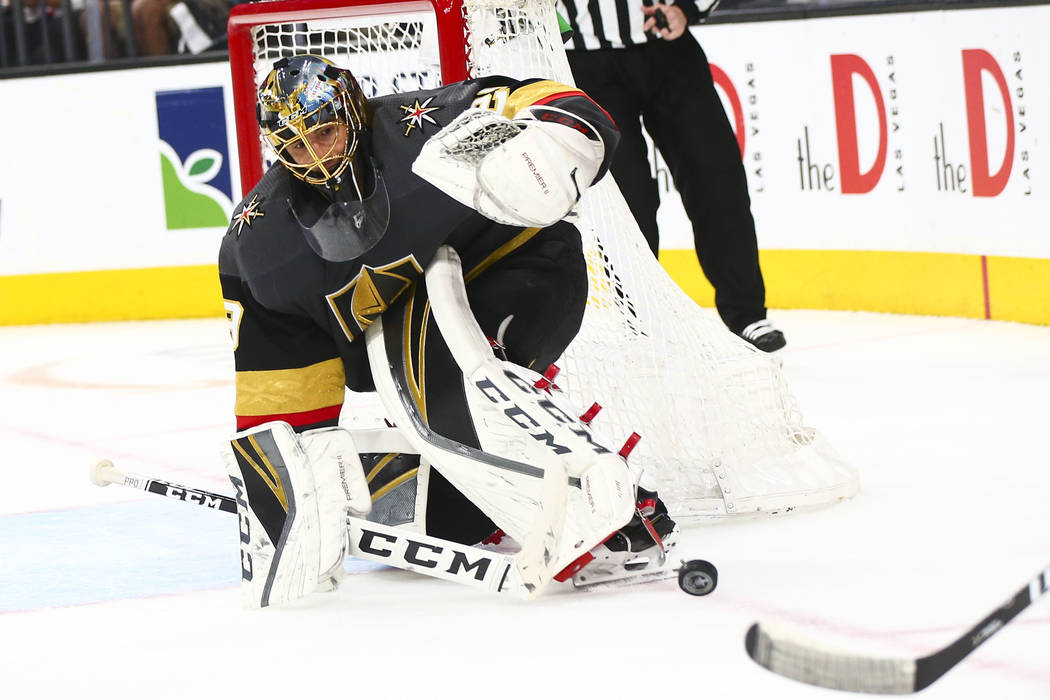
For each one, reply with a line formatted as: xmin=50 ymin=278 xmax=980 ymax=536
xmin=233 ymin=0 xmax=859 ymax=519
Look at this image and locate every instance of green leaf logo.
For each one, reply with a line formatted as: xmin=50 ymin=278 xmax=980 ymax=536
xmin=159 ymin=142 xmax=232 ymax=229
xmin=189 ymin=157 xmax=216 ymax=177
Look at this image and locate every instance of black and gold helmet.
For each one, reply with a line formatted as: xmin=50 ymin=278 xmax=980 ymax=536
xmin=256 ymin=55 xmax=368 ymax=186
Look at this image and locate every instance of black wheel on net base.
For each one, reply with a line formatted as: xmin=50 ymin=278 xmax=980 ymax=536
xmin=678 ymin=559 xmax=718 ymax=596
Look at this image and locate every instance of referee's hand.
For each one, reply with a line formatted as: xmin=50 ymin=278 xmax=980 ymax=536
xmin=642 ymin=3 xmax=687 ymax=40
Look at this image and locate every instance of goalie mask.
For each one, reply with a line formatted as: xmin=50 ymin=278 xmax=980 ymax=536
xmin=257 ymin=55 xmax=390 ymax=261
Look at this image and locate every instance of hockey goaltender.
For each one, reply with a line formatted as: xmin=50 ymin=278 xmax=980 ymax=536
xmin=218 ymin=55 xmax=678 ymax=607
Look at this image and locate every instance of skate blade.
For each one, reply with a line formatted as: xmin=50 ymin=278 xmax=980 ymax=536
xmin=571 ymin=566 xmax=675 ymax=591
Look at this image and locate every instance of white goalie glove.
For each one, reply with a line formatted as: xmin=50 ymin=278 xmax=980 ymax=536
xmin=220 ymin=422 xmax=372 ymax=608
xmin=412 ymin=107 xmax=606 ymax=227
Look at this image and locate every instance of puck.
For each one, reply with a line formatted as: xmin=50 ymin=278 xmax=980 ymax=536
xmin=677 ymin=559 xmax=718 ymax=596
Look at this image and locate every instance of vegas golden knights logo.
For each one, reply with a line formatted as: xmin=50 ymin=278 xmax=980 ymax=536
xmin=326 ymin=255 xmax=423 ymax=342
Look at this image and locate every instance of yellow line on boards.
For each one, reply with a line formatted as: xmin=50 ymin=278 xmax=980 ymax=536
xmin=659 ymin=249 xmax=1050 ymax=326
xmin=1 ymin=253 xmax=1046 ymax=326
xmin=0 ymin=265 xmax=222 ymax=325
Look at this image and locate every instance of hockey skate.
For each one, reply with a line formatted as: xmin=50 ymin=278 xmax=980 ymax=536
xmin=555 ymin=488 xmax=680 ymax=589
xmin=737 ymin=318 xmax=787 ymax=352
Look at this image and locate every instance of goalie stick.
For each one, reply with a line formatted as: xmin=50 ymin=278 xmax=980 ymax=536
xmin=90 ymin=460 xmax=535 ymax=597
xmin=745 ymin=563 xmax=1050 ymax=694
xmin=88 ymin=460 xmax=682 ymax=596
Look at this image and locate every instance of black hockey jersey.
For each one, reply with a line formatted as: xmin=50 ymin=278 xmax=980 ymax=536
xmin=219 ymin=77 xmax=618 ymax=431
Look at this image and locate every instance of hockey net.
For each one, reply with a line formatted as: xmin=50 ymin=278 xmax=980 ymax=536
xmin=227 ymin=0 xmax=859 ymax=519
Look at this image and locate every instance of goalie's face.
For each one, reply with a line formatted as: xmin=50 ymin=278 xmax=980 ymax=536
xmin=257 ymin=55 xmax=368 ymax=186
xmin=283 ymin=122 xmax=350 ymax=179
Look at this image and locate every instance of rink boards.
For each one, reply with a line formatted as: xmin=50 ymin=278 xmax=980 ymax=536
xmin=0 ymin=4 xmax=1047 ymax=325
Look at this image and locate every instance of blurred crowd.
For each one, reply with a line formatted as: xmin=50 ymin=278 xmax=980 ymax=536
xmin=0 ymin=0 xmax=239 ymax=65
xmin=0 ymin=0 xmax=909 ymax=69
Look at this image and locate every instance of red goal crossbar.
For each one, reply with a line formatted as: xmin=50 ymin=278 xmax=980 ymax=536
xmin=227 ymin=0 xmax=470 ymax=191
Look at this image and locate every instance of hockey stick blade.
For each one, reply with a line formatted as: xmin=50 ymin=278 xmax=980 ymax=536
xmin=745 ymin=564 xmax=1050 ymax=694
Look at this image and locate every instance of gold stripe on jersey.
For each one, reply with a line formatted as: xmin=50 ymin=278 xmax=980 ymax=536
xmin=233 ymin=435 xmax=289 ymax=512
xmin=503 ymin=80 xmax=584 ymax=118
xmin=464 ymin=228 xmax=542 ymax=283
xmin=234 ymin=358 xmax=345 ymax=418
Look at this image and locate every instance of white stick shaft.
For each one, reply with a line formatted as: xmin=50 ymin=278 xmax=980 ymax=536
xmin=90 ymin=460 xmax=238 ymax=513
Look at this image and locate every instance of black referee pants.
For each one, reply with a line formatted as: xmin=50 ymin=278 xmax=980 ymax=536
xmin=568 ymin=33 xmax=767 ymax=334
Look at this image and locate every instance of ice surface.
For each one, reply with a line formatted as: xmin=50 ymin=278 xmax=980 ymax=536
xmin=2 ymin=311 xmax=1048 ymax=699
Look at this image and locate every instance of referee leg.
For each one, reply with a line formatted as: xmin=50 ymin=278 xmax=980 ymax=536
xmin=568 ymin=47 xmax=663 ymax=254
xmin=642 ymin=34 xmax=768 ymax=333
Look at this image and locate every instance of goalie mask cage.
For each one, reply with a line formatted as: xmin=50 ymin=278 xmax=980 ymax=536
xmin=227 ymin=0 xmax=858 ymax=520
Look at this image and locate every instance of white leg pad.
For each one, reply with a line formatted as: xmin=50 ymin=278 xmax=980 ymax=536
xmin=299 ymin=427 xmax=373 ymax=581
xmin=366 ymin=317 xmax=567 ymax=595
xmin=461 ymin=360 xmax=636 ymax=570
xmin=424 ymin=245 xmax=636 ymax=566
xmin=220 ymin=422 xmax=371 ymax=608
